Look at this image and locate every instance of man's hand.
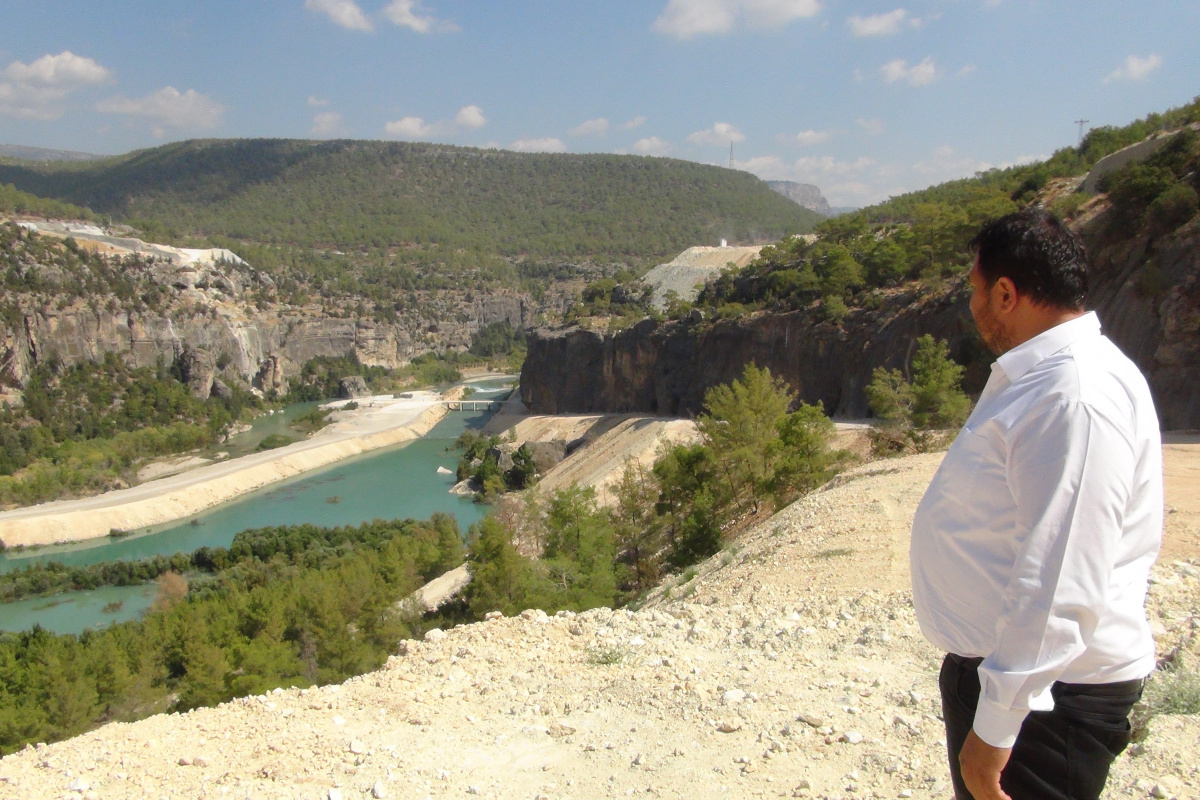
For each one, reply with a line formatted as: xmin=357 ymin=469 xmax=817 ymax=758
xmin=960 ymin=729 xmax=1013 ymax=800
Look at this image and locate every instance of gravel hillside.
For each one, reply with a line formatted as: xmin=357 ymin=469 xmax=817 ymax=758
xmin=2 ymin=450 xmax=1197 ymax=800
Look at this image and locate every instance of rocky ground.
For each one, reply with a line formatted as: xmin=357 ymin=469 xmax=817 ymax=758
xmin=1 ymin=444 xmax=1197 ymax=800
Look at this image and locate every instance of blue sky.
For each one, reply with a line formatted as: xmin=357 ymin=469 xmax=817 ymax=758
xmin=1 ymin=1 xmax=1196 ymax=206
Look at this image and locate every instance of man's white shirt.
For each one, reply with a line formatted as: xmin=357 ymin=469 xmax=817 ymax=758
xmin=910 ymin=311 xmax=1163 ymax=748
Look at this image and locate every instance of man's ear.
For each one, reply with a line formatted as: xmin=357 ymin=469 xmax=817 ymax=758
xmin=992 ymin=276 xmax=1019 ymax=314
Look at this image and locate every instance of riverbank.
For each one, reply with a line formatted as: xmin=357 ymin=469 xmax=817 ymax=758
xmin=0 ymin=391 xmax=459 ymax=549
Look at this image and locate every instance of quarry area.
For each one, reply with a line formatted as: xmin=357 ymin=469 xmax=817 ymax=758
xmin=640 ymin=245 xmax=767 ymax=311
xmin=0 ymin=432 xmax=1197 ymax=800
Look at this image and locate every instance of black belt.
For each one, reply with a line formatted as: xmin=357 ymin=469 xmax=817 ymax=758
xmin=946 ymin=652 xmax=1145 ymax=696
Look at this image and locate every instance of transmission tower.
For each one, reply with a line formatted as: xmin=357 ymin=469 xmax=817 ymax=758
xmin=1074 ymin=118 xmax=1090 ymax=147
xmin=729 ymin=141 xmax=734 ymax=168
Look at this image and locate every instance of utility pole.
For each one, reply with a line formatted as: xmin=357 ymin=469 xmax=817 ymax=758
xmin=1074 ymin=118 xmax=1090 ymax=147
xmin=729 ymin=141 xmax=734 ymax=169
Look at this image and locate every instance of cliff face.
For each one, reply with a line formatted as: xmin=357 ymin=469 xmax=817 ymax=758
xmin=521 ymin=287 xmax=979 ymax=419
xmin=0 ymin=280 xmax=546 ymax=396
xmin=522 ymin=214 xmax=1200 ymax=428
xmin=1085 ymin=215 xmax=1200 ymax=430
xmin=765 ymin=180 xmax=832 ymax=216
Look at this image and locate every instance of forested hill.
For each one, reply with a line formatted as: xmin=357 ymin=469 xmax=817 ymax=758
xmin=0 ymin=139 xmax=820 ymax=260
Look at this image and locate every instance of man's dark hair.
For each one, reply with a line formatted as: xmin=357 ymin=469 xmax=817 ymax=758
xmin=969 ymin=208 xmax=1088 ymax=310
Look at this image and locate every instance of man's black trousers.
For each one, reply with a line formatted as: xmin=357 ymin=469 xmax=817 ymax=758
xmin=939 ymin=653 xmax=1144 ymax=800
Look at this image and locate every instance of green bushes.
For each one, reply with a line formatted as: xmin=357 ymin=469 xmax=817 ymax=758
xmin=470 ymin=320 xmax=527 ymax=358
xmin=1102 ymin=128 xmax=1199 ymax=231
xmin=0 ymin=353 xmax=262 ymax=506
xmin=0 ymin=515 xmax=463 ymax=754
xmin=256 ymin=433 xmax=296 ymax=451
xmin=464 ymin=364 xmax=849 ymax=609
xmin=289 ymin=408 xmax=332 ymax=433
xmin=283 ymin=355 xmax=392 ymax=402
xmin=866 ymin=335 xmax=970 ymax=455
xmin=453 ymin=431 xmax=537 ymax=498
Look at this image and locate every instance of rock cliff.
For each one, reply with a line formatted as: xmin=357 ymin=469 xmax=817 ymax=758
xmin=522 ymin=214 xmax=1200 ymax=428
xmin=0 ymin=253 xmax=555 ymax=396
xmin=521 ymin=285 xmax=979 ymax=419
xmin=766 ymin=180 xmax=832 ymax=216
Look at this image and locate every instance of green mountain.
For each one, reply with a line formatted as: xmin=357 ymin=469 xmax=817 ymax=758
xmin=0 ymin=139 xmax=820 ymax=262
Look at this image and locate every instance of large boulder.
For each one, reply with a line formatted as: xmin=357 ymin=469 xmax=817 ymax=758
xmin=254 ymin=354 xmax=286 ymax=394
xmin=338 ymin=375 xmax=370 ymax=398
xmin=525 ymin=440 xmax=567 ymax=473
xmin=178 ymin=347 xmax=217 ymax=400
xmin=487 ymin=443 xmax=518 ymax=473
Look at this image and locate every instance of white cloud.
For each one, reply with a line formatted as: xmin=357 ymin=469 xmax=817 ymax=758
xmin=1104 ymin=54 xmax=1162 ymax=83
xmin=385 ymin=116 xmax=438 ymax=138
xmin=0 ymin=51 xmax=110 ymax=120
xmin=305 ymin=0 xmax=373 ymax=32
xmin=793 ymin=154 xmax=876 ymax=178
xmin=620 ymin=115 xmax=648 ymax=130
xmin=385 ymin=105 xmax=485 ymax=139
xmin=792 ymin=129 xmax=832 ymax=146
xmin=308 ymin=95 xmax=330 ymax=107
xmin=311 ymin=111 xmax=346 ymax=137
xmin=631 ymin=136 xmax=671 ymax=156
xmin=958 ymin=64 xmax=977 ymax=78
xmin=847 ymin=9 xmax=907 ymax=37
xmin=737 ymin=153 xmax=879 ymax=206
xmin=509 ymin=137 xmax=567 ymax=153
xmin=96 ymin=87 xmax=225 ymax=132
xmin=911 ymin=145 xmax=992 ymax=179
xmin=569 ymin=118 xmax=610 ymax=138
xmin=686 ymin=122 xmax=745 ymax=146
xmin=3 ymin=51 xmax=110 ymax=88
xmin=880 ymin=56 xmax=938 ymax=86
xmin=857 ymin=118 xmax=885 ymax=136
xmin=653 ymin=0 xmax=822 ymax=39
xmin=382 ymin=0 xmax=459 ymax=33
xmin=741 ymin=142 xmax=1040 ymax=208
xmin=454 ymin=104 xmax=486 ymax=128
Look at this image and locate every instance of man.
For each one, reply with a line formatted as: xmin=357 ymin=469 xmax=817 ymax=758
xmin=910 ymin=208 xmax=1163 ymax=800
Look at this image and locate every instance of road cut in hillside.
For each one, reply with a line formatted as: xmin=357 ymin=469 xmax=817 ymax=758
xmin=2 ymin=444 xmax=1197 ymax=799
xmin=484 ymin=412 xmax=702 ymax=505
xmin=0 ymin=392 xmax=454 ymax=549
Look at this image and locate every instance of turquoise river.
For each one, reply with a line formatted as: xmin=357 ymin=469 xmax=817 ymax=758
xmin=0 ymin=380 xmax=511 ymax=634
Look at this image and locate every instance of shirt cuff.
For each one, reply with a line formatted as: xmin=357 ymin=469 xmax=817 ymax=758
xmin=972 ymin=696 xmax=1029 ymax=749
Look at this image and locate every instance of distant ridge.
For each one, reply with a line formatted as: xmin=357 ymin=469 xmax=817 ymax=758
xmin=0 ymin=144 xmax=107 ymax=163
xmin=0 ymin=138 xmax=822 ymax=260
xmin=765 ymin=179 xmax=832 ymax=216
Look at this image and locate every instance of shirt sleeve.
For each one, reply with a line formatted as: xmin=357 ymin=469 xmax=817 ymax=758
xmin=972 ymin=399 xmax=1134 ymax=748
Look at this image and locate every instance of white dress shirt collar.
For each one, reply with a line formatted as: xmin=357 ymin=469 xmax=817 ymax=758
xmin=993 ymin=311 xmax=1101 ymax=383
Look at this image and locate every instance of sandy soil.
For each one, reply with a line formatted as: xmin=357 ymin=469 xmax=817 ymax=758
xmin=1161 ymin=432 xmax=1200 ymax=562
xmin=1 ymin=444 xmax=1196 ymax=800
xmin=0 ymin=392 xmax=452 ymax=549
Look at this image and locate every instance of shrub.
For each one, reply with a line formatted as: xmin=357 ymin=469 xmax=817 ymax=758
xmin=1147 ymin=184 xmax=1199 ymax=233
xmin=257 ymin=433 xmax=296 ymax=450
xmin=1048 ymin=191 xmax=1089 ymax=220
xmin=866 ymin=335 xmax=970 ymax=455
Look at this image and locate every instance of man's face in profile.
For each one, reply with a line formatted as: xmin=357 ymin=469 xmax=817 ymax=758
xmin=968 ymin=256 xmax=1011 ymax=355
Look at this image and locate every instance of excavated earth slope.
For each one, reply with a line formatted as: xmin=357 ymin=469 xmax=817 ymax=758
xmin=1 ymin=445 xmax=1198 ymax=800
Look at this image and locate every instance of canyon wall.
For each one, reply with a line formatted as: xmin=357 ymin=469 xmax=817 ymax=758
xmin=521 ymin=288 xmax=979 ymax=420
xmin=522 ymin=215 xmax=1200 ymax=429
xmin=0 ymin=284 xmax=542 ymax=396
